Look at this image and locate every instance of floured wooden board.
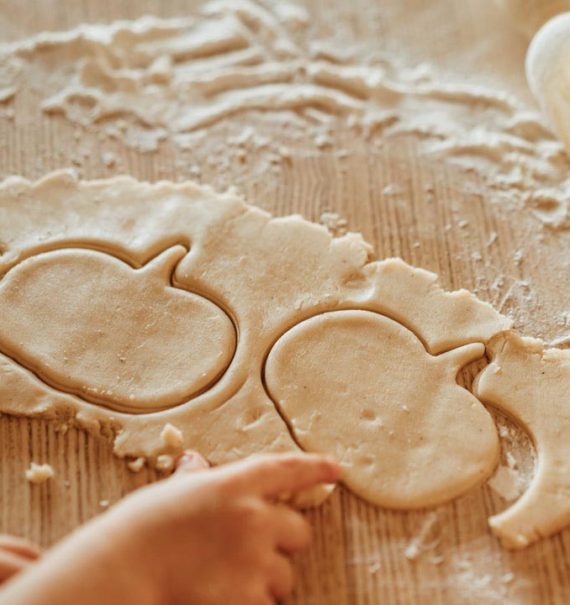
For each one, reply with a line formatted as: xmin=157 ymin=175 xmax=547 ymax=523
xmin=1 ymin=0 xmax=570 ymax=604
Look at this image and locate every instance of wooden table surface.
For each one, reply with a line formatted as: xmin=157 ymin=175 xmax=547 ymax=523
xmin=1 ymin=1 xmax=570 ymax=604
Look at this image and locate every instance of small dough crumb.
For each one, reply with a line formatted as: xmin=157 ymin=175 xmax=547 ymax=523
xmin=319 ymin=212 xmax=348 ymax=237
xmin=156 ymin=454 xmax=174 ymax=471
xmin=160 ymin=423 xmax=184 ymax=450
xmin=127 ymin=457 xmax=146 ymax=473
xmin=25 ymin=462 xmax=54 ymax=484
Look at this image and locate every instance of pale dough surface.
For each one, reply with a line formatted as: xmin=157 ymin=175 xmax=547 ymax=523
xmin=474 ymin=332 xmax=570 ymax=549
xmin=0 ymin=245 xmax=235 ymax=411
xmin=265 ymin=310 xmax=498 ymax=508
xmin=0 ymin=170 xmax=511 ymax=509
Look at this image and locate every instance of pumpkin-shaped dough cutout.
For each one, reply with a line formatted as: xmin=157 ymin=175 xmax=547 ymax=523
xmin=264 ymin=310 xmax=499 ymax=509
xmin=0 ymin=245 xmax=236 ymax=412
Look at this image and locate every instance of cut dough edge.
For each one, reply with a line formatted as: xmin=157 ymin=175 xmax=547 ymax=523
xmin=474 ymin=332 xmax=570 ymax=549
xmin=0 ymin=245 xmax=238 ymax=412
xmin=264 ymin=309 xmax=499 ymax=509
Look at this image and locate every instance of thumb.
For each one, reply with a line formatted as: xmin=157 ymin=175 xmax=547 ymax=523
xmin=174 ymin=450 xmax=210 ymax=476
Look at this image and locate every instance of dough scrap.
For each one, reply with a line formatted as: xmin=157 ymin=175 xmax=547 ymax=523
xmin=474 ymin=332 xmax=570 ymax=548
xmin=127 ymin=457 xmax=146 ymax=473
xmin=265 ymin=310 xmax=499 ymax=508
xmin=0 ymin=170 xmax=511 ymax=508
xmin=161 ymin=423 xmax=184 ymax=450
xmin=156 ymin=454 xmax=175 ymax=472
xmin=25 ymin=462 xmax=55 ymax=484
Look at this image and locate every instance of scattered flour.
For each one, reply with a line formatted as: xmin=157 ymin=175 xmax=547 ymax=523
xmin=487 ymin=413 xmax=535 ymax=502
xmin=404 ymin=511 xmax=440 ymax=561
xmin=549 ymin=332 xmax=570 ymax=347
xmin=0 ymin=0 xmax=568 ymax=225
xmin=449 ymin=555 xmax=514 ymax=604
xmin=488 ymin=466 xmax=524 ymax=502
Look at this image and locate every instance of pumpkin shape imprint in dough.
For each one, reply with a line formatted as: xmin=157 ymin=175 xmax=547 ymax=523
xmin=0 ymin=245 xmax=236 ymax=412
xmin=265 ymin=310 xmax=499 ymax=508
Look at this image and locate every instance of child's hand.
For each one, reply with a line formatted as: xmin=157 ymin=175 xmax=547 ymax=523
xmin=107 ymin=451 xmax=340 ymax=605
xmin=0 ymin=535 xmax=41 ymax=584
xmin=0 ymin=451 xmax=340 ymax=605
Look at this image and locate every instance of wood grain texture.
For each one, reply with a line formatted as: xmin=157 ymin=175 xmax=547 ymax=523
xmin=1 ymin=1 xmax=569 ymax=604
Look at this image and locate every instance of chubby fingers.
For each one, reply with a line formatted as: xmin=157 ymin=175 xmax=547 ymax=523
xmin=0 ymin=535 xmax=41 ymax=584
xmin=267 ymin=552 xmax=294 ymax=601
xmin=0 ymin=535 xmax=41 ymax=560
xmin=266 ymin=504 xmax=313 ymax=600
xmin=221 ymin=453 xmax=340 ymax=499
xmin=0 ymin=550 xmax=37 ymax=584
xmin=271 ymin=505 xmax=312 ymax=554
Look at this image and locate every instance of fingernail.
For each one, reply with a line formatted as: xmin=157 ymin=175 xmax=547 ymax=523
xmin=176 ymin=450 xmax=209 ymax=472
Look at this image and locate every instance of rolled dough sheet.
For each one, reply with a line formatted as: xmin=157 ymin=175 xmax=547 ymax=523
xmin=0 ymin=170 xmax=511 ymax=509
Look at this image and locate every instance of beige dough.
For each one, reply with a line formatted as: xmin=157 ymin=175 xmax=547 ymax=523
xmin=474 ymin=332 xmax=570 ymax=548
xmin=0 ymin=170 xmax=511 ymax=508
xmin=265 ymin=310 xmax=499 ymax=508
xmin=25 ymin=462 xmax=55 ymax=484
xmin=161 ymin=423 xmax=184 ymax=450
xmin=0 ymin=246 xmax=236 ymax=412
